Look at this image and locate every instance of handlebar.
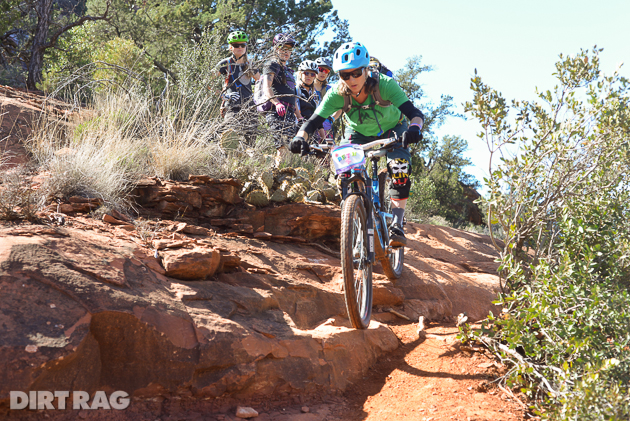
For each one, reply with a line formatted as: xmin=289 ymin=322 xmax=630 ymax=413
xmin=355 ymin=133 xmax=399 ymax=151
xmin=309 ymin=142 xmax=334 ymax=153
xmin=308 ymin=133 xmax=401 ymax=156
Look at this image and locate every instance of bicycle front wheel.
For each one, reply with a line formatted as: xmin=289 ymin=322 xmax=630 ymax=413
xmin=340 ymin=194 xmax=373 ymax=329
xmin=378 ymin=170 xmax=404 ymax=280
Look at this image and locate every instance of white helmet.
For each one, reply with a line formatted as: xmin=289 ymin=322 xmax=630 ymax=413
xmin=298 ymin=60 xmax=318 ymax=72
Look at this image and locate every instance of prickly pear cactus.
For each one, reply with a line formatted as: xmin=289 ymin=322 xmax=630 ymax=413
xmin=269 ymin=189 xmax=288 ymax=203
xmin=287 ymin=184 xmax=307 ymax=202
xmin=245 ymin=189 xmax=270 ymax=207
xmin=312 ymin=178 xmax=332 ymax=190
xmin=306 ymin=190 xmax=326 ymax=204
xmin=279 ymin=179 xmax=294 ymax=192
xmin=292 ymin=176 xmax=312 ymax=191
xmin=258 ymin=170 xmax=274 ymax=191
xmin=220 ymin=129 xmax=241 ymax=150
xmin=322 ymin=187 xmax=338 ymax=201
xmin=295 ymin=167 xmax=310 ymax=179
xmin=279 ymin=167 xmax=297 ymax=177
xmin=240 ymin=181 xmax=253 ymax=196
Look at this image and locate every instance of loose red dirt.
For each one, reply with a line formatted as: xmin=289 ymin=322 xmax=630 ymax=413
xmin=336 ymin=323 xmax=528 ymax=421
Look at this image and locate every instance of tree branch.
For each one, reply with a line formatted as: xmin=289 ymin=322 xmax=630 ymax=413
xmin=40 ymin=0 xmax=111 ymax=51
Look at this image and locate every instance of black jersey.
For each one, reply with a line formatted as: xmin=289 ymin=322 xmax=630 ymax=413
xmin=297 ymin=85 xmax=320 ymax=120
xmin=262 ymin=60 xmax=297 ymax=108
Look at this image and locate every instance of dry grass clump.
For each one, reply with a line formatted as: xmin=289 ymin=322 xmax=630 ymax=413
xmin=27 ymin=103 xmax=149 ymax=209
xmin=25 ymin=85 xmax=286 ymax=210
xmin=0 ymin=162 xmax=38 ymax=220
xmin=23 ymin=33 xmax=327 ymax=211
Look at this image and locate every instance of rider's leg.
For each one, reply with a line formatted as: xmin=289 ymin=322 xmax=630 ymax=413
xmin=391 ymin=198 xmax=407 ymax=226
xmin=266 ymin=107 xmax=296 ymax=166
xmin=244 ymin=111 xmax=259 ymax=147
xmin=385 ymin=122 xmax=412 ymax=247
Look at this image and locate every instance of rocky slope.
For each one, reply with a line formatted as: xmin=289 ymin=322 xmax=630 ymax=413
xmin=0 ymin=201 xmax=501 ymax=412
xmin=0 ymin=86 xmax=504 ymax=419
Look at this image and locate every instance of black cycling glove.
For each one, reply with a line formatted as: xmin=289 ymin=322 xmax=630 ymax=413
xmin=402 ymin=125 xmax=423 ymax=148
xmin=289 ymin=136 xmax=310 ymax=156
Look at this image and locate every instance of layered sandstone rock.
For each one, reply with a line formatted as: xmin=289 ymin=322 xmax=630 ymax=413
xmin=0 ymin=204 xmax=502 ymax=409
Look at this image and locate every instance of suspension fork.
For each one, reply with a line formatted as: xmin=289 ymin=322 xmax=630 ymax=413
xmin=341 ymin=177 xmax=376 ymax=264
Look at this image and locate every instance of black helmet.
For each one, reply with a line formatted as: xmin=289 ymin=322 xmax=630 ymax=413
xmin=314 ymin=57 xmax=332 ymax=70
xmin=273 ymin=33 xmax=296 ymax=47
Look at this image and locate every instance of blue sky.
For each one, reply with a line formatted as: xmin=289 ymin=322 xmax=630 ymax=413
xmin=331 ymin=0 xmax=630 ymax=191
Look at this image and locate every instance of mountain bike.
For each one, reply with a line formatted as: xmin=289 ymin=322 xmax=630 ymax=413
xmin=311 ymin=136 xmax=405 ymax=329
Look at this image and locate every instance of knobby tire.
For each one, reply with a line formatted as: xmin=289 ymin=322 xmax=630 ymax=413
xmin=340 ymin=194 xmax=373 ymax=329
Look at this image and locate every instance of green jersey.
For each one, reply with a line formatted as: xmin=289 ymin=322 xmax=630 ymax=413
xmin=314 ymin=73 xmax=410 ymax=136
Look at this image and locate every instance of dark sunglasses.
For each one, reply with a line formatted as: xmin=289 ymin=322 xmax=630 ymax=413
xmin=303 ymin=71 xmax=317 ymax=77
xmin=318 ymin=67 xmax=330 ymax=74
xmin=339 ymin=67 xmax=365 ymax=81
xmin=231 ymin=43 xmax=247 ymax=48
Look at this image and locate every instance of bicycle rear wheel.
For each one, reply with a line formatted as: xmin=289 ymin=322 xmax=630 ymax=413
xmin=340 ymin=194 xmax=373 ymax=329
xmin=378 ymin=170 xmax=404 ymax=280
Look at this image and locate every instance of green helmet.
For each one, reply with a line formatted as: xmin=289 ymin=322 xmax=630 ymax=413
xmin=227 ymin=31 xmax=249 ymax=44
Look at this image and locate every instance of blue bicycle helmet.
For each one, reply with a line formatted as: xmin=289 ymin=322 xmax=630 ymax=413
xmin=333 ymin=42 xmax=370 ymax=72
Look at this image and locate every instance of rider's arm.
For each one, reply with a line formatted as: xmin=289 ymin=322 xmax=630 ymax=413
xmin=297 ymin=114 xmax=327 ymax=141
xmin=398 ymin=100 xmax=425 ymax=128
xmin=295 ymin=97 xmax=303 ymax=120
xmin=251 ymin=68 xmax=261 ymax=81
xmin=296 ymin=86 xmax=343 ymax=141
xmin=261 ymin=74 xmax=277 ymax=104
xmin=216 ymin=58 xmax=228 ymax=77
xmin=262 ymin=61 xmax=281 ymax=105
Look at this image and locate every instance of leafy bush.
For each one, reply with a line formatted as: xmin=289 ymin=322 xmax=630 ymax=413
xmin=0 ymin=64 xmax=28 ymax=88
xmin=91 ymin=37 xmax=154 ymax=89
xmin=463 ymin=47 xmax=630 ymax=419
xmin=406 ymin=175 xmax=439 ymax=221
xmin=407 ymin=135 xmax=482 ymax=226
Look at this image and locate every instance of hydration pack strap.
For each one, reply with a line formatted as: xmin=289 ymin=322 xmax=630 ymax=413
xmin=341 ymin=72 xmax=392 ymax=113
xmin=341 ymin=72 xmax=392 ymax=136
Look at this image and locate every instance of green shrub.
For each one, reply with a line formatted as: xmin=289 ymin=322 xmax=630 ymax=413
xmin=407 ymin=175 xmax=440 ymax=221
xmin=464 ymin=47 xmax=630 ymax=419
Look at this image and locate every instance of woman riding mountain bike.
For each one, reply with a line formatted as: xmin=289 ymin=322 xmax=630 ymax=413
xmin=290 ymin=41 xmax=425 ymax=247
xmin=296 ymin=60 xmax=326 ymax=142
xmin=216 ymin=31 xmax=261 ymax=145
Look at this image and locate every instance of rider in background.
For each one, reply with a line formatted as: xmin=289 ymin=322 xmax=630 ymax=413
xmin=217 ymin=31 xmax=260 ymax=145
xmin=313 ymin=57 xmax=338 ymax=142
xmin=290 ymin=42 xmax=425 ymax=247
xmin=296 ymin=60 xmax=326 ymax=142
xmin=369 ymin=56 xmax=394 ymax=78
xmin=261 ymin=33 xmax=303 ymax=164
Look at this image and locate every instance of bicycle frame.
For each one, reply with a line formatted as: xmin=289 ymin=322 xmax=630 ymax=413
xmin=315 ymin=136 xmax=400 ymax=264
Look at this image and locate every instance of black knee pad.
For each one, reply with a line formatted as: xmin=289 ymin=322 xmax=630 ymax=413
xmin=388 ymin=158 xmax=411 ymax=200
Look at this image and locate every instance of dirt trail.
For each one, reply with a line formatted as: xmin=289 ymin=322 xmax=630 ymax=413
xmin=337 ymin=323 xmax=527 ymax=421
xmin=210 ymin=323 xmax=528 ymax=421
